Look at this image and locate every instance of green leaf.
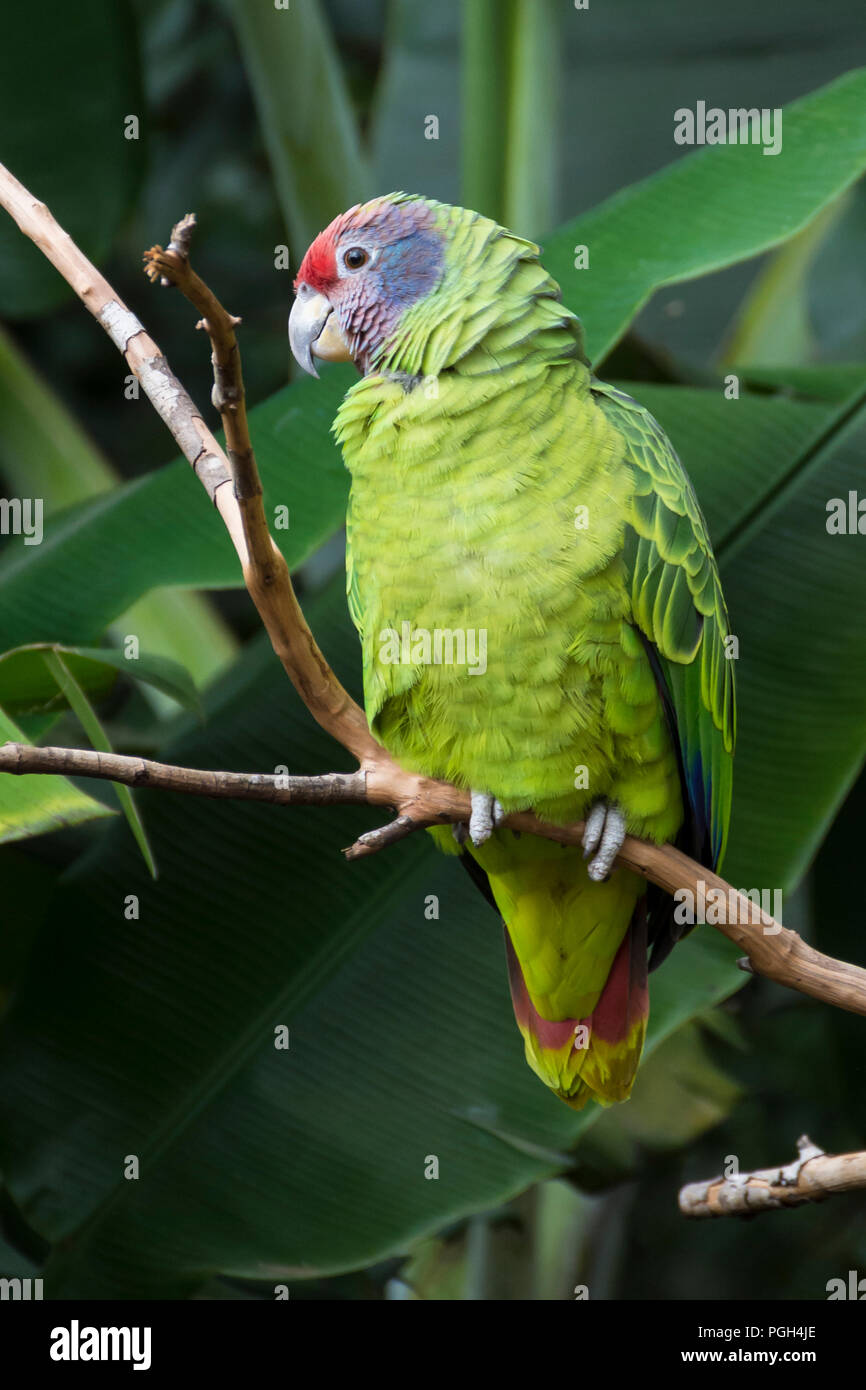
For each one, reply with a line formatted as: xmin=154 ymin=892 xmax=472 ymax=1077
xmin=0 ymin=325 xmax=116 ymax=504
xmin=1 ymin=44 xmax=866 ymax=1281
xmin=735 ymin=362 xmax=866 ymax=403
xmin=501 ymin=0 xmax=561 ymax=239
xmin=0 ymin=647 xmax=117 ymax=716
xmin=0 ymin=371 xmax=353 ymax=653
xmin=4 ymin=72 xmax=864 ymax=654
xmin=0 ymin=644 xmax=200 ymax=719
xmin=719 ymin=198 xmax=846 ymax=368
xmin=0 ymin=325 xmax=237 ymax=694
xmin=0 ymin=582 xmax=741 ymax=1296
xmin=41 ymin=652 xmax=155 ymax=879
xmin=228 ymin=0 xmax=371 ymax=257
xmin=722 ymin=404 xmax=866 ymax=886
xmin=461 ymin=0 xmax=508 ymax=223
xmin=1 ymin=374 xmax=865 ymax=1289
xmin=0 ymin=2 xmax=144 ymax=318
xmin=543 ymin=68 xmax=866 ymax=362
xmin=110 ymin=589 xmax=236 ymax=709
xmin=0 ymin=707 xmax=112 ymax=845
xmin=462 ymin=0 xmax=562 ymax=237
xmin=626 ymin=379 xmax=866 ymax=888
xmin=368 ymin=0 xmax=461 ymax=211
xmin=71 ymin=648 xmax=201 ymax=719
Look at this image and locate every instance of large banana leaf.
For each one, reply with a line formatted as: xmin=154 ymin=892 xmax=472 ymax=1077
xmin=373 ymin=40 xmax=866 ymax=360
xmin=0 ymin=582 xmax=740 ymax=1297
xmin=1 ymin=376 xmax=864 ymax=1292
xmin=0 ymin=370 xmax=352 ymax=652
xmin=0 ymin=2 xmax=144 ymax=318
xmin=0 ymin=326 xmax=236 ymax=690
xmin=228 ymin=0 xmax=372 ymax=256
xmin=2 ymin=60 xmax=866 ymax=1289
xmin=2 ymin=69 xmax=865 ymax=645
xmin=543 ymin=67 xmax=866 ymax=362
xmin=636 ymin=378 xmax=866 ymax=886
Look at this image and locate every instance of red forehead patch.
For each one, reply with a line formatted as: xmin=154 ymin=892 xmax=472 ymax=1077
xmin=294 ymin=227 xmax=338 ymax=293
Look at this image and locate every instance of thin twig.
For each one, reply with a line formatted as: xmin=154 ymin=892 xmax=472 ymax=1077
xmin=144 ymin=215 xmax=266 ymax=565
xmin=142 ymin=214 xmax=382 ymax=761
xmin=0 ymin=743 xmax=367 ymax=805
xmin=679 ymin=1136 xmax=866 ymax=1218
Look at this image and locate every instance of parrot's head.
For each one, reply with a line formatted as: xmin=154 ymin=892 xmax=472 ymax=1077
xmin=290 ymin=193 xmax=447 ymax=378
xmin=289 ymin=192 xmax=578 ymax=380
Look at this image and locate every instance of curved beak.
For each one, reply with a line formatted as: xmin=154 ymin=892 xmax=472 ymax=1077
xmin=289 ymin=285 xmax=352 ymax=378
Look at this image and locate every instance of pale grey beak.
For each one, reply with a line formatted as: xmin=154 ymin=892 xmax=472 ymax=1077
xmin=289 ymin=284 xmax=351 ymax=377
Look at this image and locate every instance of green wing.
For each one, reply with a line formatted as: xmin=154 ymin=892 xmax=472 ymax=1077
xmin=593 ymin=381 xmax=736 ymax=870
xmin=345 ymin=492 xmax=413 ymax=729
xmin=345 ymin=495 xmax=364 ymax=638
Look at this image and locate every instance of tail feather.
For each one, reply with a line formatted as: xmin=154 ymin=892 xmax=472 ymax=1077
xmin=463 ymin=829 xmax=651 ymax=1109
xmin=504 ymin=895 xmax=649 ymax=1110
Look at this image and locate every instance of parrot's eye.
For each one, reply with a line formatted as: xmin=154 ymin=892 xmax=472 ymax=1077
xmin=343 ymin=246 xmax=369 ymax=271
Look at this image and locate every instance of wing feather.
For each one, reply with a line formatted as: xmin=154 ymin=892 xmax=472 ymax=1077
xmin=593 ymin=381 xmax=735 ymax=872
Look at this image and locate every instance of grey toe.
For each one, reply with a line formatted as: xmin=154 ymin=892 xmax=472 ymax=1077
xmin=468 ymin=791 xmax=505 ymax=847
xmin=586 ymin=803 xmax=626 ymax=881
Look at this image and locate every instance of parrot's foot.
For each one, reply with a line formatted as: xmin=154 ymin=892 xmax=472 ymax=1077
xmin=582 ymin=800 xmax=627 ymax=881
xmin=453 ymin=791 xmax=506 ymax=847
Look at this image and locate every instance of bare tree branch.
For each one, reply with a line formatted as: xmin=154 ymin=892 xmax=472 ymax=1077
xmin=0 ymin=161 xmax=378 ymax=767
xmin=3 ymin=738 xmax=866 ymax=1018
xmin=0 ymin=742 xmax=367 ymax=806
xmin=679 ymin=1136 xmax=866 ymax=1218
xmin=1 ymin=164 xmax=865 ymax=1023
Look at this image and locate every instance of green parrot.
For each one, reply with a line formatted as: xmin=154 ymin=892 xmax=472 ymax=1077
xmin=289 ymin=193 xmax=735 ymax=1110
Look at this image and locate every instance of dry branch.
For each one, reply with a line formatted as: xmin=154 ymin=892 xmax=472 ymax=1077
xmin=679 ymin=1136 xmax=866 ymax=1217
xmin=3 ymin=736 xmax=866 ymax=1017
xmin=0 ymin=163 xmax=376 ymax=767
xmin=0 ymin=743 xmax=367 ymax=807
xmin=1 ymin=163 xmax=866 ymax=1022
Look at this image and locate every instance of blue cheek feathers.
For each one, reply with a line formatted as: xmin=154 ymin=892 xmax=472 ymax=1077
xmin=375 ymin=230 xmax=444 ymax=311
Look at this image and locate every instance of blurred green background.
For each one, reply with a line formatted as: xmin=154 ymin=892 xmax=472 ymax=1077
xmin=0 ymin=0 xmax=865 ymax=1300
